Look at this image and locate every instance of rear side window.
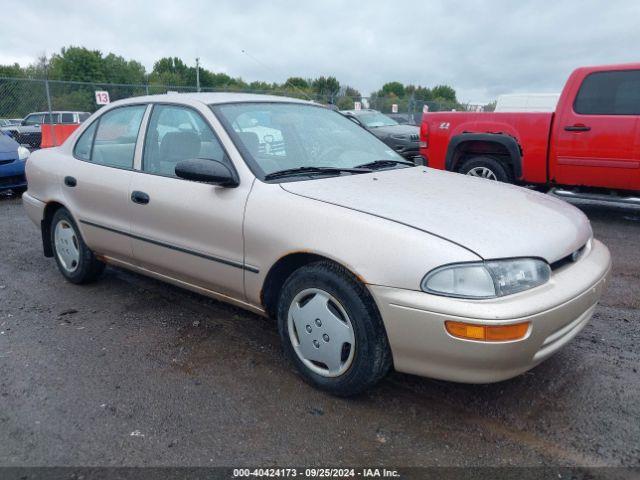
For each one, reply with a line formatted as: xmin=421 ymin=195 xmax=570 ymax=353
xmin=574 ymin=70 xmax=640 ymax=115
xmin=78 ymin=113 xmax=90 ymax=122
xmin=42 ymin=113 xmax=60 ymax=124
xmin=74 ymin=122 xmax=98 ymax=160
xmin=91 ymin=105 xmax=146 ymax=169
xmin=60 ymin=113 xmax=75 ymax=123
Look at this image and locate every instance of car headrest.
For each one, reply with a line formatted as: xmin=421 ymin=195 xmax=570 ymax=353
xmin=160 ymin=131 xmax=201 ymax=162
xmin=236 ymin=131 xmax=260 ymax=156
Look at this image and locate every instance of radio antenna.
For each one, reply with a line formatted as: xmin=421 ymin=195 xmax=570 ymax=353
xmin=241 ymin=49 xmax=314 ymax=102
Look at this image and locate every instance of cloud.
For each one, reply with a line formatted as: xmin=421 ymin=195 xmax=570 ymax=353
xmin=2 ymin=0 xmax=639 ymax=102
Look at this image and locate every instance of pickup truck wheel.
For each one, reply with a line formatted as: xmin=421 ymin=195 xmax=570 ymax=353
xmin=277 ymin=261 xmax=392 ymax=397
xmin=459 ymin=156 xmax=512 ymax=183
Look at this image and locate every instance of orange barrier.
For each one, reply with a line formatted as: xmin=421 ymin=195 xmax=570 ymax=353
xmin=40 ymin=124 xmax=81 ymax=148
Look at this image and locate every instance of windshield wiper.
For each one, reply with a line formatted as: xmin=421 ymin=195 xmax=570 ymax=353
xmin=264 ymin=166 xmax=371 ymax=181
xmin=354 ymin=159 xmax=415 ymax=170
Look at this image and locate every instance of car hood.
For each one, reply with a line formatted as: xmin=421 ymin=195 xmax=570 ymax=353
xmin=280 ymin=167 xmax=592 ymax=263
xmin=370 ymin=124 xmax=419 ymax=137
xmin=0 ymin=133 xmax=19 ymax=154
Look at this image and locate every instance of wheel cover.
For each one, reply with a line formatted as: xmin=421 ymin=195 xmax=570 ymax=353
xmin=54 ymin=220 xmax=80 ymax=273
xmin=287 ymin=288 xmax=356 ymax=378
xmin=467 ymin=166 xmax=498 ymax=180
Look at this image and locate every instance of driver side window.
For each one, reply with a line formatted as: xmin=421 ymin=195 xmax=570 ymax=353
xmin=142 ymin=105 xmax=226 ymax=177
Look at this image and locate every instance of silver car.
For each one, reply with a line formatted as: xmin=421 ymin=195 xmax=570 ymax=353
xmin=23 ymin=93 xmax=611 ymax=396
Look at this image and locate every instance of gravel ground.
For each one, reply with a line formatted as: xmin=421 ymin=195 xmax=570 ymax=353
xmin=0 ymin=193 xmax=638 ymax=468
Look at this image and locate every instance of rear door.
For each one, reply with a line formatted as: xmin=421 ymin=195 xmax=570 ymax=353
xmin=552 ymin=69 xmax=640 ymax=190
xmin=128 ymin=103 xmax=250 ymax=299
xmin=63 ymin=104 xmax=148 ymax=260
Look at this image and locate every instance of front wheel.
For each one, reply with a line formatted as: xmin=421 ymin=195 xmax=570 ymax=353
xmin=51 ymin=208 xmax=105 ymax=284
xmin=277 ymin=261 xmax=392 ymax=396
xmin=459 ymin=156 xmax=512 ymax=183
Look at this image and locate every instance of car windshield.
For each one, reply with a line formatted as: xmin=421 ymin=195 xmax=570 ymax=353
xmin=354 ymin=111 xmax=399 ymax=128
xmin=212 ymin=102 xmax=406 ymax=179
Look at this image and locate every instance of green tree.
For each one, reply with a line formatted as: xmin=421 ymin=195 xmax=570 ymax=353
xmin=312 ymin=76 xmax=340 ymax=97
xmin=431 ymin=84 xmax=457 ymax=103
xmin=103 ymin=53 xmax=146 ymax=84
xmin=49 ymin=47 xmax=106 ymax=82
xmin=0 ymin=63 xmax=24 ymax=78
xmin=381 ymin=81 xmax=405 ymax=97
xmin=284 ymin=77 xmax=309 ymax=90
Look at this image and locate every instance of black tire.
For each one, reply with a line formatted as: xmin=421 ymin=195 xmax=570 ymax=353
xmin=277 ymin=261 xmax=392 ymax=397
xmin=50 ymin=208 xmax=105 ymax=284
xmin=458 ymin=156 xmax=512 ymax=183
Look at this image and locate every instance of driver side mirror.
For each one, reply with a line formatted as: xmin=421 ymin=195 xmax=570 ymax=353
xmin=175 ymin=158 xmax=239 ymax=188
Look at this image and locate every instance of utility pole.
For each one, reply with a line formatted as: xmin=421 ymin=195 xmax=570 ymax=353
xmin=195 ymin=57 xmax=200 ymax=92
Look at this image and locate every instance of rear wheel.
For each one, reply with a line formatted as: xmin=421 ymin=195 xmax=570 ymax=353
xmin=277 ymin=261 xmax=392 ymax=397
xmin=459 ymin=156 xmax=512 ymax=183
xmin=51 ymin=208 xmax=105 ymax=284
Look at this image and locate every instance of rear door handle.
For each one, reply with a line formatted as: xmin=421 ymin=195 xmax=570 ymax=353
xmin=64 ymin=176 xmax=77 ymax=187
xmin=564 ymin=124 xmax=591 ymax=132
xmin=131 ymin=190 xmax=150 ymax=205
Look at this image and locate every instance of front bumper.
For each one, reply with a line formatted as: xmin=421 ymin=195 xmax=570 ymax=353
xmin=0 ymin=161 xmax=26 ymax=190
xmin=371 ymin=239 xmax=611 ymax=383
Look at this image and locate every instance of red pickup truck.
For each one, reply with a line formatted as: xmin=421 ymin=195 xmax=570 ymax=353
xmin=420 ymin=63 xmax=640 ymax=203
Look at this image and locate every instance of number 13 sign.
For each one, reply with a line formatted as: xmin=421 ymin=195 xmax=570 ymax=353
xmin=95 ymin=91 xmax=110 ymax=105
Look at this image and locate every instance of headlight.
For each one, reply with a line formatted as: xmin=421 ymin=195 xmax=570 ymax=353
xmin=17 ymin=146 xmax=30 ymax=161
xmin=421 ymin=258 xmax=551 ymax=299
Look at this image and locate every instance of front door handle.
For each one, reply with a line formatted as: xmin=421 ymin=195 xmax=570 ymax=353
xmin=564 ymin=124 xmax=591 ymax=132
xmin=131 ymin=190 xmax=150 ymax=205
xmin=64 ymin=176 xmax=77 ymax=187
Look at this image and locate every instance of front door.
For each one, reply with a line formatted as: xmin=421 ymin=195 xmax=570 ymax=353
xmin=129 ymin=103 xmax=250 ymax=299
xmin=552 ymin=69 xmax=640 ymax=190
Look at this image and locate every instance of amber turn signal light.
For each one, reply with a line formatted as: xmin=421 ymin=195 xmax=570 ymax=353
xmin=445 ymin=321 xmax=530 ymax=342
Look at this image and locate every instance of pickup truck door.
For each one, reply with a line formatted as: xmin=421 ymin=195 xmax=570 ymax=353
xmin=552 ymin=69 xmax=640 ymax=190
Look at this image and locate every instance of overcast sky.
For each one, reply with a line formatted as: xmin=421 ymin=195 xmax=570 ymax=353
xmin=2 ymin=0 xmax=639 ymax=102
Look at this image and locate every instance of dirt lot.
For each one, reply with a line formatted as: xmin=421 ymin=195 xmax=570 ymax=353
xmin=0 ymin=193 xmax=638 ymax=468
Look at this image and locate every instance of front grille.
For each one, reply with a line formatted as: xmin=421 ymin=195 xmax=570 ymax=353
xmin=0 ymin=158 xmax=16 ymax=165
xmin=11 ymin=132 xmax=41 ymax=149
xmin=550 ymin=244 xmax=587 ymax=271
xmin=410 ymin=133 xmax=419 ymax=141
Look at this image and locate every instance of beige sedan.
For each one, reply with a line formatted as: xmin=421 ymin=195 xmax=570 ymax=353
xmin=23 ymin=93 xmax=611 ymax=396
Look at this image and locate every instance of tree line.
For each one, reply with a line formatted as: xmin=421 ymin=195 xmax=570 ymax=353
xmin=0 ymin=46 xmax=465 ymax=116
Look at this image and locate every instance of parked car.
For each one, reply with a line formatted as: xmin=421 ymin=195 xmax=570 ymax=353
xmin=1 ymin=111 xmax=90 ymax=149
xmin=23 ymin=93 xmax=610 ymax=396
xmin=0 ymin=118 xmax=21 ymax=128
xmin=341 ymin=109 xmax=423 ymax=163
xmin=0 ymin=131 xmax=29 ymax=192
xmin=420 ymin=63 xmax=640 ymax=204
xmin=386 ymin=113 xmax=417 ymax=125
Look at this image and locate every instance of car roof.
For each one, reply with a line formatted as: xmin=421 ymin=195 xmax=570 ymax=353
xmin=110 ymin=92 xmax=315 ymax=107
xmin=28 ymin=111 xmax=89 ymax=115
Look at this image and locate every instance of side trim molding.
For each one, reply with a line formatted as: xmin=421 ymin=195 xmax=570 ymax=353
xmin=79 ymin=219 xmax=259 ymax=273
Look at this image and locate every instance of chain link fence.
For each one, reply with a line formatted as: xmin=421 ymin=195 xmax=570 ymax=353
xmin=0 ymin=76 xmax=474 ymax=149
